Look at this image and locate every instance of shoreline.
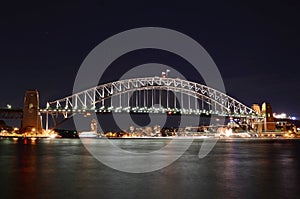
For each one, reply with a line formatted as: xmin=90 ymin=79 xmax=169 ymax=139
xmin=1 ymin=135 xmax=300 ymax=141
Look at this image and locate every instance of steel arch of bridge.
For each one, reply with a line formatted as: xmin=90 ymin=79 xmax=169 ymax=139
xmin=43 ymin=77 xmax=258 ymax=118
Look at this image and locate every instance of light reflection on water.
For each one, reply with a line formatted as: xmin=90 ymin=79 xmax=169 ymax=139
xmin=0 ymin=138 xmax=299 ymax=199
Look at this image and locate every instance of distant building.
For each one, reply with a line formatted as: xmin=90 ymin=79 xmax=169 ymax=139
xmin=90 ymin=119 xmax=97 ymax=132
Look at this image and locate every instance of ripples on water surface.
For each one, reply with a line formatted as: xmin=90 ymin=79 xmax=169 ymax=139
xmin=0 ymin=138 xmax=299 ymax=199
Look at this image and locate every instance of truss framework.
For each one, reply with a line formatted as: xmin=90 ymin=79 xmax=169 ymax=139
xmin=42 ymin=77 xmax=259 ymax=118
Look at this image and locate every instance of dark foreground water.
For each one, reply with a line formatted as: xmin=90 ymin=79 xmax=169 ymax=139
xmin=0 ymin=138 xmax=300 ymax=199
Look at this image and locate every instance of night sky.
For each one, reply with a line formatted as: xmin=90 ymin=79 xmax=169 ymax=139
xmin=1 ymin=0 xmax=299 ymax=117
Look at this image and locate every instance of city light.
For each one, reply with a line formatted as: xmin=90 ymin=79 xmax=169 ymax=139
xmin=273 ymin=113 xmax=287 ymax=119
xmin=273 ymin=113 xmax=298 ymax=120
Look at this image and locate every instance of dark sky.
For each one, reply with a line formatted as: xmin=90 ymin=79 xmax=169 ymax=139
xmin=1 ymin=0 xmax=299 ymax=117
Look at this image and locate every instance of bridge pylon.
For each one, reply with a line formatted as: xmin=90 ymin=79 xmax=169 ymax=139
xmin=21 ymin=90 xmax=42 ymax=133
xmin=262 ymin=102 xmax=276 ymax=131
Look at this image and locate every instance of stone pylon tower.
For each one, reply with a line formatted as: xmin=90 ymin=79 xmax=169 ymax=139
xmin=21 ymin=90 xmax=42 ymax=133
xmin=261 ymin=102 xmax=275 ymax=132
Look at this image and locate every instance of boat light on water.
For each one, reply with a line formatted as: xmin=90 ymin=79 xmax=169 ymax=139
xmin=78 ymin=131 xmax=98 ymax=138
xmin=49 ymin=134 xmax=57 ymax=139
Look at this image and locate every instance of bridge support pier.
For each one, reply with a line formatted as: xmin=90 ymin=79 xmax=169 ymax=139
xmin=262 ymin=102 xmax=275 ymax=132
xmin=21 ymin=90 xmax=42 ymax=133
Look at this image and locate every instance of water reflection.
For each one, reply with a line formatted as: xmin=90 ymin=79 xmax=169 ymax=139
xmin=0 ymin=138 xmax=300 ymax=199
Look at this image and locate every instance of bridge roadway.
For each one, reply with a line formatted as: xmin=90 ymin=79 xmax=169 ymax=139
xmin=0 ymin=108 xmax=23 ymax=120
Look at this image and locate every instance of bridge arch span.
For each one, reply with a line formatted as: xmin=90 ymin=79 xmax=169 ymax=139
xmin=45 ymin=77 xmax=257 ymax=117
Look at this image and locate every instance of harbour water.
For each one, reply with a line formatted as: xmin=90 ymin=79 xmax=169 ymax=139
xmin=0 ymin=138 xmax=299 ymax=199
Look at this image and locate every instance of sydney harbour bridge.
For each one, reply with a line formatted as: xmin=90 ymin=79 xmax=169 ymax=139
xmin=39 ymin=76 xmax=261 ymax=131
xmin=0 ymin=76 xmax=267 ymax=135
